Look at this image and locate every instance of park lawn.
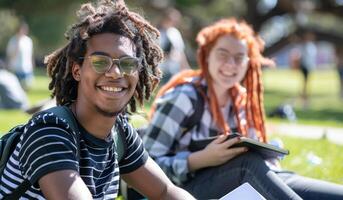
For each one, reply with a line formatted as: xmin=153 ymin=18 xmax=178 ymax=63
xmin=270 ymin=134 xmax=343 ymax=184
xmin=263 ymin=68 xmax=343 ymax=127
xmin=0 ymin=72 xmax=51 ymax=131
xmin=0 ymin=68 xmax=342 ymax=184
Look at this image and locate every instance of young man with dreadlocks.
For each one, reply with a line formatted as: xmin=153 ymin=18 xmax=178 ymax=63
xmin=143 ymin=18 xmax=343 ymax=200
xmin=0 ymin=1 xmax=195 ymax=199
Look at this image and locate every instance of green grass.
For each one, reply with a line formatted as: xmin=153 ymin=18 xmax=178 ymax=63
xmin=270 ymin=134 xmax=343 ymax=184
xmin=0 ymin=68 xmax=51 ymax=132
xmin=1 ymin=68 xmax=342 ymax=184
xmin=263 ymin=68 xmax=343 ymax=127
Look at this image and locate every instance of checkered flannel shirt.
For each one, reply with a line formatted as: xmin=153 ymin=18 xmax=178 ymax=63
xmin=142 ymin=78 xmax=258 ymax=185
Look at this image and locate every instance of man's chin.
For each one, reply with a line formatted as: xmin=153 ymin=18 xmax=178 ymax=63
xmin=95 ymin=105 xmax=126 ymax=118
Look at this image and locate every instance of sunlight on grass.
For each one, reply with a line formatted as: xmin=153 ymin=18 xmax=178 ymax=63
xmin=0 ymin=110 xmax=31 ymax=132
xmin=271 ymin=134 xmax=343 ymax=184
xmin=263 ymin=68 xmax=343 ymax=127
xmin=0 ymin=68 xmax=51 ymax=133
xmin=27 ymin=75 xmax=51 ymax=104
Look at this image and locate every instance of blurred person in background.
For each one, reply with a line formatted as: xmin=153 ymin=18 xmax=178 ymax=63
xmin=290 ymin=32 xmax=317 ymax=108
xmin=0 ymin=59 xmax=29 ymax=110
xmin=299 ymin=32 xmax=317 ymax=108
xmin=335 ymin=45 xmax=343 ymax=99
xmin=143 ymin=18 xmax=343 ymax=200
xmin=6 ymin=21 xmax=34 ymax=91
xmin=157 ymin=8 xmax=190 ymax=85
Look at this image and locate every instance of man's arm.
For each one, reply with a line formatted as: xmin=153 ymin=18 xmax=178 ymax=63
xmin=39 ymin=170 xmax=93 ymax=200
xmin=122 ymin=157 xmax=195 ymax=200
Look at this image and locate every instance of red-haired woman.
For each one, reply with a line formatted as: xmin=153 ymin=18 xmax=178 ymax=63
xmin=142 ymin=18 xmax=343 ymax=199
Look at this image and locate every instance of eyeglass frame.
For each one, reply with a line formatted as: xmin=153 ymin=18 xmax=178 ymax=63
xmin=79 ymin=53 xmax=142 ymax=75
xmin=214 ymin=48 xmax=250 ymax=65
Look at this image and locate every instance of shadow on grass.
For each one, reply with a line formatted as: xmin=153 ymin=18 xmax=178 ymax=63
xmin=295 ymin=109 xmax=343 ymax=124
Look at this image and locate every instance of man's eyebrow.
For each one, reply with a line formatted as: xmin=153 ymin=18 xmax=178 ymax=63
xmin=90 ymin=51 xmax=110 ymax=56
xmin=89 ymin=51 xmax=134 ymax=58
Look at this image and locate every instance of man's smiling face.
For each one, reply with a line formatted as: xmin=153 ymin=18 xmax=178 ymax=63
xmin=73 ymin=33 xmax=138 ymax=117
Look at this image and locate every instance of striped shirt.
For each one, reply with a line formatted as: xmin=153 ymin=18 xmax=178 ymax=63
xmin=0 ymin=111 xmax=148 ymax=199
xmin=143 ymin=78 xmax=257 ymax=185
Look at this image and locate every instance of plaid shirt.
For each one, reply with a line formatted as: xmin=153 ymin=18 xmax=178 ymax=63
xmin=143 ymin=78 xmax=258 ymax=185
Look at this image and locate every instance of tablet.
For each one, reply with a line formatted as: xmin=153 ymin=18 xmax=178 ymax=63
xmin=233 ymin=137 xmax=289 ymax=159
xmin=188 ymin=133 xmax=289 ymax=159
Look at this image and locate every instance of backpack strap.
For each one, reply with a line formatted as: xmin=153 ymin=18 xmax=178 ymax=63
xmin=181 ymin=84 xmax=205 ymax=135
xmin=0 ymin=126 xmax=24 ymax=174
xmin=137 ymin=83 xmax=205 ymax=138
xmin=1 ymin=127 xmax=29 ymax=200
xmin=3 ymin=106 xmax=80 ymax=200
xmin=3 ymin=180 xmax=31 ymax=200
xmin=114 ymin=118 xmax=127 ymax=163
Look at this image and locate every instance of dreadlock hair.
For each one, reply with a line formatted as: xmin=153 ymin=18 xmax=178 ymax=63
xmin=151 ymin=18 xmax=273 ymax=142
xmin=45 ymin=0 xmax=163 ymax=113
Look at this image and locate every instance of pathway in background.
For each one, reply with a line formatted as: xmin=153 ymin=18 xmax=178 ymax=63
xmin=268 ymin=123 xmax=343 ymax=145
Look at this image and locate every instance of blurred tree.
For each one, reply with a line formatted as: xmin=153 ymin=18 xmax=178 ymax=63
xmin=0 ymin=0 xmax=342 ymax=64
xmin=0 ymin=10 xmax=20 ymax=58
xmin=0 ymin=0 xmax=83 ymax=61
xmin=243 ymin=0 xmax=343 ymax=55
xmin=128 ymin=0 xmax=343 ymax=62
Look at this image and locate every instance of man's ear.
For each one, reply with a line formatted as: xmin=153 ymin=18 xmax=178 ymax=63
xmin=72 ymin=62 xmax=81 ymax=81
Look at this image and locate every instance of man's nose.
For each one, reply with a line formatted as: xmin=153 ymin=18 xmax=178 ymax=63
xmin=105 ymin=63 xmax=122 ymax=79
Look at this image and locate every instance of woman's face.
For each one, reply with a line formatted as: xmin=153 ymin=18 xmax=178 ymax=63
xmin=207 ymin=34 xmax=249 ymax=90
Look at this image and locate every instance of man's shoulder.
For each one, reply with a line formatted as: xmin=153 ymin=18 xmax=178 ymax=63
xmin=25 ymin=109 xmax=76 ymax=134
xmin=19 ymin=110 xmax=78 ymax=156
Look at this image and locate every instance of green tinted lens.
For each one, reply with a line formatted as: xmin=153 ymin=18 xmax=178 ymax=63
xmin=90 ymin=55 xmax=111 ymax=73
xmin=119 ymin=57 xmax=139 ymax=74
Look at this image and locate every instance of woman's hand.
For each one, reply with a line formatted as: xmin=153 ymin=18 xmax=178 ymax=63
xmin=203 ymin=135 xmax=248 ymax=166
xmin=188 ymin=135 xmax=248 ymax=171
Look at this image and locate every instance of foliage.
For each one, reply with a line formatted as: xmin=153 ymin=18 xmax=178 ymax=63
xmin=1 ymin=0 xmax=342 ymax=65
xmin=0 ymin=10 xmax=20 ymax=57
xmin=0 ymin=1 xmax=83 ymax=57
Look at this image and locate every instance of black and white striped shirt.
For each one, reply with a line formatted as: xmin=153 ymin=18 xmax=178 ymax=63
xmin=0 ymin=111 xmax=148 ymax=199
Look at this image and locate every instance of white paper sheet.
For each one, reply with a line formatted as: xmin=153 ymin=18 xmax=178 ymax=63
xmin=219 ymin=182 xmax=266 ymax=200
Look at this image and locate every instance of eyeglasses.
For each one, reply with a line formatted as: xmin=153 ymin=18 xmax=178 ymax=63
xmin=215 ymin=50 xmax=249 ymax=65
xmin=81 ymin=54 xmax=140 ymax=75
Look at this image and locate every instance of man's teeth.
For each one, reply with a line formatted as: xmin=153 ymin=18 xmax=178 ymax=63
xmin=101 ymin=86 xmax=123 ymax=92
